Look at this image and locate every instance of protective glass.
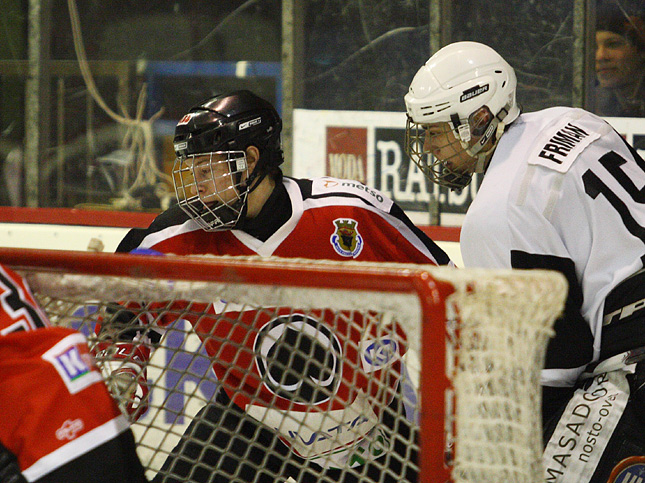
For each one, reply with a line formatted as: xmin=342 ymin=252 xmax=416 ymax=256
xmin=172 ymin=151 xmax=249 ymax=231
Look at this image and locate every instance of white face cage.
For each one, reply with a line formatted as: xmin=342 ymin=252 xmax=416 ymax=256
xmin=173 ymin=151 xmax=249 ymax=231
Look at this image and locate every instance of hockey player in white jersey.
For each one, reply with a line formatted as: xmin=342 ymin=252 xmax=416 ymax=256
xmin=404 ymin=41 xmax=645 ymax=482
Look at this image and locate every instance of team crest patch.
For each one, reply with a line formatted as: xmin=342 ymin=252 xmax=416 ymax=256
xmin=330 ymin=218 xmax=363 ymax=258
xmin=608 ymin=456 xmax=645 ymax=483
xmin=42 ymin=333 xmax=103 ymax=394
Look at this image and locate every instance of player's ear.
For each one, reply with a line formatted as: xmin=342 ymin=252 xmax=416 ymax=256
xmin=246 ymin=146 xmax=261 ymax=173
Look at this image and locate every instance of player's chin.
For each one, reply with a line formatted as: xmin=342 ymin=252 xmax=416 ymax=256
xmin=186 ymin=198 xmax=220 ymax=215
xmin=201 ymin=202 xmax=227 ymax=217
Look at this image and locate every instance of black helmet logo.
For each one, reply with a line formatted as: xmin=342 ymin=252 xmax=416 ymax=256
xmin=239 ymin=116 xmax=262 ymax=131
xmin=254 ymin=314 xmax=343 ymax=405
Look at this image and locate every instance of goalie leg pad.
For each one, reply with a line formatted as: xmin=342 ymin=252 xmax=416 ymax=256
xmin=153 ymin=391 xmax=418 ymax=483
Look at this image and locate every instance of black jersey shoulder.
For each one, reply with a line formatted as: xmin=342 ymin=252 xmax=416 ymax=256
xmin=116 ymin=204 xmax=189 ymax=253
xmin=292 ymin=176 xmax=388 ymax=211
xmin=286 ymin=177 xmax=313 ymax=199
xmin=390 ymin=203 xmax=453 ymax=266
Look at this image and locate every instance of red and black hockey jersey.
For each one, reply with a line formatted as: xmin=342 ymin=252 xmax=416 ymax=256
xmin=114 ymin=176 xmax=451 ymax=469
xmin=117 ymin=176 xmax=452 ymax=266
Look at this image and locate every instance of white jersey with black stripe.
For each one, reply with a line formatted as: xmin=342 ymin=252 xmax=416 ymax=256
xmin=461 ymin=106 xmax=645 ymax=388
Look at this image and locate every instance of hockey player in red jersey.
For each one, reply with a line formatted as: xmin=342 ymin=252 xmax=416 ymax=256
xmin=0 ymin=263 xmax=148 ymax=483
xmin=404 ymin=41 xmax=645 ymax=483
xmin=107 ymin=89 xmax=453 ymax=483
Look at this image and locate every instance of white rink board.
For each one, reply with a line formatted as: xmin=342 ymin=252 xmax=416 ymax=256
xmin=0 ymin=222 xmax=130 ymax=252
xmin=0 ymin=221 xmax=463 ymax=265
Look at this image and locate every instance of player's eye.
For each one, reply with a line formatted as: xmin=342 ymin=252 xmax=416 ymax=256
xmin=425 ymin=125 xmax=446 ymax=136
xmin=606 ymin=39 xmax=627 ymax=49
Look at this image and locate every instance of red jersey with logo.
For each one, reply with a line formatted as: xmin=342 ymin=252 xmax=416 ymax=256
xmin=115 ymin=176 xmax=451 ymax=468
xmin=0 ymin=264 xmax=129 ymax=481
xmin=117 ymin=176 xmax=452 ymax=265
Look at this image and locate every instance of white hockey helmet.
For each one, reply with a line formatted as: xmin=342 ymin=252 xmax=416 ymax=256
xmin=404 ymin=41 xmax=520 ymax=190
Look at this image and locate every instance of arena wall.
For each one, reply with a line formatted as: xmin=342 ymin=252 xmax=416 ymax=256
xmin=0 ymin=207 xmax=464 ymax=265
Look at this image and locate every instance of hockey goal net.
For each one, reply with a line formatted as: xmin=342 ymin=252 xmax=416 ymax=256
xmin=0 ymin=248 xmax=567 ymax=483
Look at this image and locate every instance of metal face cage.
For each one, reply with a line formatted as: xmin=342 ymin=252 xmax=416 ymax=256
xmin=173 ymin=151 xmax=249 ymax=231
xmin=404 ymin=118 xmax=475 ymax=191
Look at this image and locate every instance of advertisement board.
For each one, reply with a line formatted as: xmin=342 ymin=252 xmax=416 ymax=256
xmin=293 ymin=109 xmax=645 ymax=227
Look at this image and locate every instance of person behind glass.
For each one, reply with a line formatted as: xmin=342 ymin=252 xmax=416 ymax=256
xmin=404 ymin=41 xmax=645 ymax=483
xmin=594 ymin=3 xmax=645 ymax=117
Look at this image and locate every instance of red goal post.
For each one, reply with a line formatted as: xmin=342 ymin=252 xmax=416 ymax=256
xmin=0 ymin=248 xmax=567 ymax=483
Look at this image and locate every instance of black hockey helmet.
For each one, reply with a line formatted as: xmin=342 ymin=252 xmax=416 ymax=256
xmin=173 ymin=90 xmax=283 ymax=171
xmin=172 ymin=91 xmax=283 ymax=232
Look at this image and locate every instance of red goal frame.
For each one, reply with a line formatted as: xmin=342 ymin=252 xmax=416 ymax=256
xmin=0 ymin=247 xmax=456 ymax=482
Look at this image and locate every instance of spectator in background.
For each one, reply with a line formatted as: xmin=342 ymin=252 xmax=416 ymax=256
xmin=593 ymin=2 xmax=645 ymax=117
xmin=0 ymin=134 xmax=23 ymax=206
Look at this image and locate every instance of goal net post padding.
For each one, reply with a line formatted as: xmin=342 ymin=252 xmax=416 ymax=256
xmin=0 ymin=248 xmax=567 ymax=483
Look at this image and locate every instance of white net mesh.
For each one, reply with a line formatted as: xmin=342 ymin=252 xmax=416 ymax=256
xmin=437 ymin=270 xmax=566 ymax=483
xmin=14 ymin=255 xmax=566 ymax=483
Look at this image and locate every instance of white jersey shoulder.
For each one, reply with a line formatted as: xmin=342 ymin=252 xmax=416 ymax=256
xmin=310 ymin=176 xmax=394 ymax=212
xmin=526 ymin=108 xmax=604 ymax=173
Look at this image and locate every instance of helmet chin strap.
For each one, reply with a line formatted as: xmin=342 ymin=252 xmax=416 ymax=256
xmin=231 ymin=164 xmax=269 ymax=229
xmin=465 ymin=121 xmax=507 ymax=173
xmin=238 ymin=149 xmax=275 ymax=197
xmin=243 ymin=169 xmax=267 ymax=195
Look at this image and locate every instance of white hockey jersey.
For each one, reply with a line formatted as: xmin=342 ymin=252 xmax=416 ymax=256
xmin=461 ymin=107 xmax=645 ymax=388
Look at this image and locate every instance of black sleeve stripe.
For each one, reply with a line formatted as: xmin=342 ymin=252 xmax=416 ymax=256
xmin=296 ymin=177 xmax=384 ymax=211
xmin=389 ymin=203 xmax=452 ymax=266
xmin=115 ymin=205 xmax=190 ymax=253
xmin=306 ymin=187 xmax=382 ymax=211
xmin=116 ymin=228 xmax=149 ymax=253
xmin=510 ymin=250 xmax=594 ymax=369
